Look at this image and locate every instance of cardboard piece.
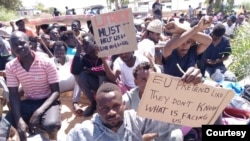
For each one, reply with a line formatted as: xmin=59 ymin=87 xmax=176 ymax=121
xmin=27 ymin=14 xmax=93 ymax=25
xmin=137 ymin=73 xmax=235 ymax=127
xmin=91 ymin=8 xmax=137 ymax=58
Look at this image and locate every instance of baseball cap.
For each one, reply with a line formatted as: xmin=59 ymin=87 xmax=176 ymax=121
xmin=228 ymin=15 xmax=237 ymax=23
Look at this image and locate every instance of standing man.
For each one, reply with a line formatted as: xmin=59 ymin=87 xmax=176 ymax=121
xmin=4 ymin=31 xmax=61 ymax=141
xmin=188 ymin=5 xmax=194 ymax=20
xmin=207 ymin=0 xmax=214 ymax=16
xmin=65 ymin=6 xmax=72 ymax=15
xmin=152 ymin=0 xmax=162 ymax=20
xmin=53 ymin=8 xmax=61 ymax=17
xmin=10 ymin=18 xmax=37 ymax=38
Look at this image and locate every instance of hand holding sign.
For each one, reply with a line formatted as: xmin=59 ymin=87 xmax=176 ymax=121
xmin=91 ymin=8 xmax=137 ymax=58
xmin=137 ymin=73 xmax=234 ymax=127
xmin=180 ymin=66 xmax=202 ymax=85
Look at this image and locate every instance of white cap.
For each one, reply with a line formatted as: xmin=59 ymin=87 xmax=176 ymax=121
xmin=147 ymin=19 xmax=162 ymax=34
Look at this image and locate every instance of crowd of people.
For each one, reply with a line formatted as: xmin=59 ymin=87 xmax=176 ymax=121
xmin=0 ymin=0 xmax=250 ymax=140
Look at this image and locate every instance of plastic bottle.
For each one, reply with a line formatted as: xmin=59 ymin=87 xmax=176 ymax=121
xmin=211 ymin=69 xmax=224 ymax=82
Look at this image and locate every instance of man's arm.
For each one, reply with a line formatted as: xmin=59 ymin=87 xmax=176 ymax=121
xmin=101 ymin=57 xmax=120 ymax=83
xmin=36 ymin=83 xmax=59 ymax=112
xmin=191 ymin=32 xmax=212 ymax=55
xmin=10 ymin=21 xmax=16 ymax=32
xmin=163 ymin=16 xmax=213 ymax=58
xmin=134 ymin=110 xmax=182 ymax=141
xmin=6 ymin=62 xmax=29 ymax=140
xmin=8 ymin=87 xmax=22 ymax=123
xmin=71 ymin=37 xmax=84 ymax=75
xmin=9 ymin=87 xmax=29 ymax=140
xmin=162 ymin=24 xmax=200 ymax=58
xmin=143 ymin=52 xmax=155 ymax=66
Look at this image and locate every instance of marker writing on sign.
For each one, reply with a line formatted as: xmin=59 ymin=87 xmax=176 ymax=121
xmin=93 ymin=10 xmax=130 ymax=28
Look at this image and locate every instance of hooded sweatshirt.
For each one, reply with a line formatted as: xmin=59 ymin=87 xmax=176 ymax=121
xmin=66 ymin=110 xmax=181 ymax=141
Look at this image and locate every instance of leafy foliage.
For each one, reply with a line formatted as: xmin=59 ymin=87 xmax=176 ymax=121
xmin=224 ymin=0 xmax=234 ymax=13
xmin=228 ymin=24 xmax=250 ymax=81
xmin=0 ymin=6 xmax=18 ymax=21
xmin=0 ymin=0 xmax=22 ymax=10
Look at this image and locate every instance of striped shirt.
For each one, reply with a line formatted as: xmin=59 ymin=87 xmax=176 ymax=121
xmin=5 ymin=52 xmax=59 ymax=100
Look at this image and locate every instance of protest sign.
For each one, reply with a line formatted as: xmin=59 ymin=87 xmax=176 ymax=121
xmin=91 ymin=8 xmax=137 ymax=57
xmin=28 ymin=14 xmax=93 ymax=25
xmin=137 ymin=73 xmax=235 ymax=127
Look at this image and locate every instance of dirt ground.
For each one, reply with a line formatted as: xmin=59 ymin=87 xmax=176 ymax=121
xmin=57 ymin=91 xmax=93 ymax=140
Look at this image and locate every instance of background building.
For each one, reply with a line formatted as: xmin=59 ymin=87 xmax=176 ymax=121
xmin=17 ymin=7 xmax=41 ymax=17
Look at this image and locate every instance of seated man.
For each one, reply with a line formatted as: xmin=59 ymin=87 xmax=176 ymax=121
xmin=51 ymin=41 xmax=81 ymax=115
xmin=66 ymin=82 xmax=182 ymax=141
xmin=4 ymin=31 xmax=61 ymax=140
xmin=223 ymin=15 xmax=236 ymax=39
xmin=123 ymin=62 xmax=203 ymax=141
xmin=162 ymin=16 xmax=213 ymax=81
xmin=0 ymin=37 xmax=14 ymax=104
xmin=135 ymin=19 xmax=162 ymax=66
xmin=71 ymin=33 xmax=107 ymax=117
xmin=102 ymin=51 xmax=149 ymax=93
xmin=200 ymin=23 xmax=236 ymax=82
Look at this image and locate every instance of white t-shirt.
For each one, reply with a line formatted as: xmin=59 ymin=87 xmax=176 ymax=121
xmin=50 ymin=55 xmax=75 ymax=92
xmin=223 ymin=22 xmax=235 ymax=36
xmin=135 ymin=38 xmax=155 ymax=58
xmin=113 ymin=54 xmax=149 ymax=88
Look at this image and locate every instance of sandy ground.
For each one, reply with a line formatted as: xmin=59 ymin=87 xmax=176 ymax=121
xmin=57 ymin=91 xmax=93 ymax=140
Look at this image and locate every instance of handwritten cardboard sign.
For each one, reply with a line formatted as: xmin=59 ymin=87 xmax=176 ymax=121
xmin=91 ymin=8 xmax=137 ymax=57
xmin=137 ymin=73 xmax=235 ymax=127
xmin=28 ymin=14 xmax=93 ymax=25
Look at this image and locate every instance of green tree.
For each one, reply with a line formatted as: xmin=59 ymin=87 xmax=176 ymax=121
xmin=212 ymin=0 xmax=234 ymax=15
xmin=213 ymin=0 xmax=222 ymax=14
xmin=241 ymin=2 xmax=250 ymax=11
xmin=0 ymin=0 xmax=22 ymax=10
xmin=0 ymin=6 xmax=18 ymax=21
xmin=225 ymin=0 xmax=234 ymax=14
xmin=35 ymin=2 xmax=46 ymax=12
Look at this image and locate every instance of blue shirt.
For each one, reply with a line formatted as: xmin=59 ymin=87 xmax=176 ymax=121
xmin=202 ymin=36 xmax=231 ymax=68
xmin=162 ymin=45 xmax=198 ymax=77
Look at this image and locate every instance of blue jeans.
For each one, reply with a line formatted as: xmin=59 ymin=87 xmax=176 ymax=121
xmin=205 ymin=65 xmax=237 ymax=82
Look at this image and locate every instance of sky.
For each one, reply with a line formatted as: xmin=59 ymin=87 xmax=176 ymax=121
xmin=21 ymin=0 xmax=107 ymax=11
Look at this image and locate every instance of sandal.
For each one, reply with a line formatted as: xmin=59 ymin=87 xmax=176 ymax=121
xmin=73 ymin=103 xmax=84 ymax=116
